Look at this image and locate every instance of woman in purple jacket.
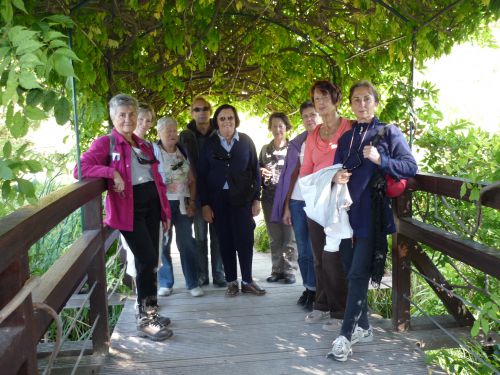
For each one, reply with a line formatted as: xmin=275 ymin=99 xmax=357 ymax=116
xmin=271 ymin=101 xmax=320 ymax=310
xmin=75 ymin=93 xmax=172 ymax=341
xmin=328 ymin=81 xmax=417 ymax=361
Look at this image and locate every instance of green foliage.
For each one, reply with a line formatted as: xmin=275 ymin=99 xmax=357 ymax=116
xmin=254 ymin=220 xmax=270 ymax=253
xmin=412 ymin=122 xmax=499 ymax=374
xmin=1 ymin=1 xmax=79 ymax=207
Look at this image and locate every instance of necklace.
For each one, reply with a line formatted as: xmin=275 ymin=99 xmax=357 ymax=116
xmin=345 ymin=122 xmax=373 ymax=161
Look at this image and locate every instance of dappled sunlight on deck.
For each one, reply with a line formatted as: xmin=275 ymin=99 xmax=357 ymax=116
xmin=100 ymin=251 xmax=429 ymax=374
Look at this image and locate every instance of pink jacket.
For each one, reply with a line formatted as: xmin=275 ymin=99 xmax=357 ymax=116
xmin=74 ymin=128 xmax=171 ymax=231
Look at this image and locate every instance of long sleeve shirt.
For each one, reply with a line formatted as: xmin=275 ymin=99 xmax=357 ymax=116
xmin=333 ymin=117 xmax=418 ymax=237
xmin=74 ymin=128 xmax=171 ymax=231
xmin=197 ymin=131 xmax=261 ymax=207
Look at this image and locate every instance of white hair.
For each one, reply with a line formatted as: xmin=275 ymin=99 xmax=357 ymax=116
xmin=157 ymin=116 xmax=178 ymax=132
xmin=108 ymin=93 xmax=138 ymax=117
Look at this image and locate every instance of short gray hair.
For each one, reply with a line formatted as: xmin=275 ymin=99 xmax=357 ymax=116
xmin=157 ymin=116 xmax=178 ymax=132
xmin=109 ymin=94 xmax=138 ymax=117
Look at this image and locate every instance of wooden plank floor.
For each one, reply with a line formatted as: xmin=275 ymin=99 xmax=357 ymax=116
xmin=100 ymin=247 xmax=430 ymax=375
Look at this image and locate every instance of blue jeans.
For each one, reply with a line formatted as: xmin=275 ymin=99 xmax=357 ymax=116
xmin=339 ymin=237 xmax=373 ymax=340
xmin=158 ymin=200 xmax=199 ymax=290
xmin=289 ymin=199 xmax=316 ymax=290
xmin=193 ymin=210 xmax=225 ymax=283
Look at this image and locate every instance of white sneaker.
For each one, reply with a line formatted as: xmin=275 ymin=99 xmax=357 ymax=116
xmin=327 ymin=335 xmax=352 ymax=362
xmin=158 ymin=287 xmax=172 ymax=296
xmin=189 ymin=286 xmax=204 ymax=297
xmin=351 ymin=325 xmax=373 ymax=344
xmin=304 ymin=310 xmax=330 ymax=323
xmin=322 ymin=318 xmax=342 ymax=332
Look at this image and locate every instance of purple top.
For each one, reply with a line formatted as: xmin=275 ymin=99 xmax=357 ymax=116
xmin=270 ymin=131 xmax=308 ymax=223
xmin=74 ymin=128 xmax=171 ymax=231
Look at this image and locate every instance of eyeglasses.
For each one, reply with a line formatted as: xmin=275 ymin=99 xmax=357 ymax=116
xmin=171 ymin=160 xmax=184 ymax=170
xmin=132 ymin=148 xmax=156 ymax=165
xmin=192 ymin=106 xmax=210 ymax=112
xmin=342 ymin=151 xmax=362 ymax=172
xmin=213 ymin=151 xmax=231 ymax=161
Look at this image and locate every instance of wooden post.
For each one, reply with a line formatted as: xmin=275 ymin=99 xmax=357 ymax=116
xmin=83 ymin=196 xmax=110 ymax=355
xmin=0 ymin=254 xmax=37 ymax=374
xmin=392 ymin=190 xmax=413 ymax=331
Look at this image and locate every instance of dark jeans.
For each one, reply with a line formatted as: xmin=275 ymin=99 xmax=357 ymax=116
xmin=339 ymin=237 xmax=373 ymax=340
xmin=308 ymin=218 xmax=347 ymax=318
xmin=262 ymin=198 xmax=297 ymax=276
xmin=211 ymin=190 xmax=256 ymax=283
xmin=120 ymin=181 xmax=161 ymax=305
xmin=158 ymin=200 xmax=199 ymax=290
xmin=289 ymin=199 xmax=316 ymax=290
xmin=193 ymin=210 xmax=225 ymax=283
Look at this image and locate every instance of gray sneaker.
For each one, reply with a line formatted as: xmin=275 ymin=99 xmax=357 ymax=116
xmin=351 ymin=325 xmax=373 ymax=344
xmin=136 ymin=315 xmax=173 ymax=341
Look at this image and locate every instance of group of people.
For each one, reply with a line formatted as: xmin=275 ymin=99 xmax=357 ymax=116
xmin=76 ymin=79 xmax=417 ymax=362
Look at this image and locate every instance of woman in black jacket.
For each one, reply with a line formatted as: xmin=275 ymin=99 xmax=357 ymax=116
xmin=197 ymin=104 xmax=265 ymax=297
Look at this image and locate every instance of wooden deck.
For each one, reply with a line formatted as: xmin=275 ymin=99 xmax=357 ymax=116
xmin=99 ymin=249 xmax=431 ymax=375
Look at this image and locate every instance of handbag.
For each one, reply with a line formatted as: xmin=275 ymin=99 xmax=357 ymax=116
xmin=372 ymin=124 xmax=408 ymax=198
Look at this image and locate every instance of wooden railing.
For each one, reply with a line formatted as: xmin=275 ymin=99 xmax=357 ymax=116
xmin=392 ymin=172 xmax=500 ymax=331
xmin=0 ymin=179 xmax=115 ymax=374
xmin=0 ymin=173 xmax=498 ymax=373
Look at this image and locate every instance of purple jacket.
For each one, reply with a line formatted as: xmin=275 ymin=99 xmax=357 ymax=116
xmin=74 ymin=128 xmax=171 ymax=231
xmin=270 ymin=131 xmax=308 ymax=223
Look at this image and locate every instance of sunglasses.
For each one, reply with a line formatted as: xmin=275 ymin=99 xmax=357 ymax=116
xmin=213 ymin=151 xmax=231 ymax=161
xmin=192 ymin=106 xmax=210 ymax=113
xmin=171 ymin=160 xmax=184 ymax=170
xmin=342 ymin=151 xmax=362 ymax=172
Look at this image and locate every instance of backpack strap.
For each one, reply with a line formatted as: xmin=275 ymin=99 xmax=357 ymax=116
xmin=107 ymin=134 xmax=115 ymax=165
xmin=371 ymin=124 xmax=391 ymax=147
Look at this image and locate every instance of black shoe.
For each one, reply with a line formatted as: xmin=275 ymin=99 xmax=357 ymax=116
xmin=304 ymin=290 xmax=315 ymax=312
xmin=297 ymin=290 xmax=308 ymax=305
xmin=266 ymin=273 xmax=284 ymax=282
xmin=199 ymin=279 xmax=209 ymax=286
xmin=214 ymin=279 xmax=227 ymax=287
xmin=284 ymin=275 xmax=296 ymax=284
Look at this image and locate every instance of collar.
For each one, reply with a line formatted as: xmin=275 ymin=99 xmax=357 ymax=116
xmin=217 ymin=129 xmax=239 ymax=143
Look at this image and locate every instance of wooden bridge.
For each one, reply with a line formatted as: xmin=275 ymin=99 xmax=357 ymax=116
xmin=1 ymin=173 xmax=498 ymax=374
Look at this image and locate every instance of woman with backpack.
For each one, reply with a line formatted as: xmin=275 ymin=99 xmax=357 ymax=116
xmin=328 ymin=81 xmax=417 ymax=361
xmin=75 ymin=93 xmax=173 ymax=341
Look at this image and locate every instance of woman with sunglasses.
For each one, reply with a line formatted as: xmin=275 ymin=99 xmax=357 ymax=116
xmin=75 ymin=93 xmax=172 ymax=341
xmin=197 ymin=104 xmax=265 ymax=297
xmin=154 ymin=116 xmax=203 ymax=298
xmin=327 ymin=81 xmax=417 ymax=361
xmin=299 ymin=80 xmax=351 ymax=328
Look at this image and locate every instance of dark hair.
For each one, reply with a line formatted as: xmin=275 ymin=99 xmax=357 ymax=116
xmin=349 ymin=80 xmax=380 ymax=104
xmin=299 ymin=100 xmax=315 ymax=115
xmin=213 ymin=104 xmax=240 ymax=128
xmin=268 ymin=112 xmax=292 ymax=131
xmin=309 ymin=80 xmax=342 ymax=105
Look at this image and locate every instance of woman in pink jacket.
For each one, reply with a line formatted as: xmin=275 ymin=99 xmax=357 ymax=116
xmin=75 ymin=93 xmax=172 ymax=341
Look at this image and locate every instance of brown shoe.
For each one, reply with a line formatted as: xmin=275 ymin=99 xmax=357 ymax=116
xmin=241 ymin=281 xmax=266 ymax=296
xmin=225 ymin=281 xmax=239 ymax=297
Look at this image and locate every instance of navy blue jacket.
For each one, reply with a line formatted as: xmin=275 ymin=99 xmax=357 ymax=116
xmin=197 ymin=131 xmax=261 ymax=207
xmin=334 ymin=117 xmax=417 ymax=237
